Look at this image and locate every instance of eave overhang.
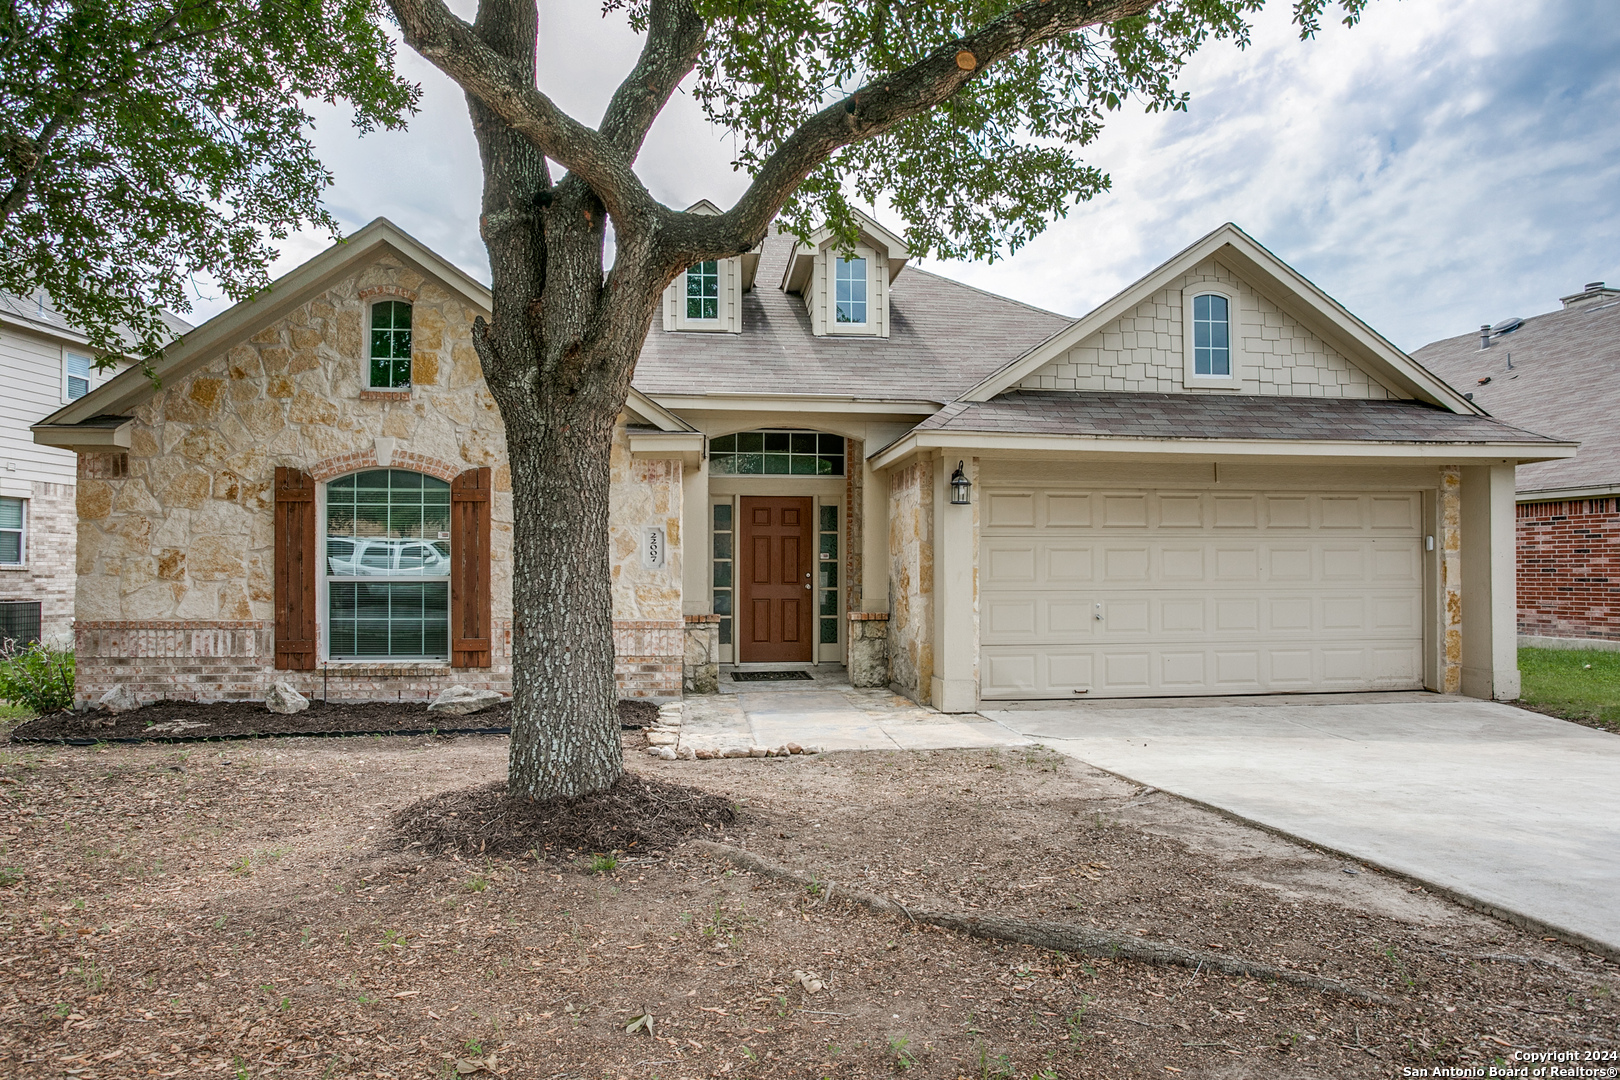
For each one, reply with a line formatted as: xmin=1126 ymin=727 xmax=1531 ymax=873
xmin=32 ymin=418 xmax=133 ymax=453
xmin=869 ymin=430 xmax=1579 ymax=471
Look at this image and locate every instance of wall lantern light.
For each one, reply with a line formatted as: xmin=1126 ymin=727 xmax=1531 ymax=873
xmin=949 ymin=460 xmax=972 ymax=506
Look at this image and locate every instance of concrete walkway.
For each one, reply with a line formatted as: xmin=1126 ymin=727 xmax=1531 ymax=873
xmin=983 ymin=696 xmax=1620 ymax=956
xmin=680 ymin=667 xmax=1028 ymax=754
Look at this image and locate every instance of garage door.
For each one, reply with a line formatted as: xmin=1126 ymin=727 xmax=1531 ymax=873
xmin=979 ymin=488 xmax=1425 ymax=699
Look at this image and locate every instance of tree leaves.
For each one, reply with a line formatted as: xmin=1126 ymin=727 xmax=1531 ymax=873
xmin=0 ymin=0 xmax=419 ymax=360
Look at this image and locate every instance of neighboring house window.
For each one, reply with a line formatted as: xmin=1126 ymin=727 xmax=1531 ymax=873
xmin=324 ymin=469 xmax=449 ymax=659
xmin=369 ymin=301 xmax=413 ymax=388
xmin=0 ymin=498 xmax=23 ymax=564
xmin=66 ymin=353 xmax=92 ymax=400
xmin=686 ymin=261 xmax=720 ymax=321
xmin=0 ymin=601 xmax=41 ymax=645
xmin=835 ymin=256 xmax=867 ymax=324
xmin=709 ymin=431 xmax=845 ymax=475
xmin=1192 ymin=293 xmax=1231 ymax=377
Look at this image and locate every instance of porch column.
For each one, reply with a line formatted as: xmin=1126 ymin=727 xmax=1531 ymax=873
xmin=1460 ymin=461 xmax=1519 ymax=700
xmin=680 ymin=451 xmax=710 ymax=615
xmin=930 ymin=452 xmax=978 ymax=712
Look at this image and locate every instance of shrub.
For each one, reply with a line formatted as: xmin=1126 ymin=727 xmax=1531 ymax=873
xmin=0 ymin=641 xmax=75 ymax=714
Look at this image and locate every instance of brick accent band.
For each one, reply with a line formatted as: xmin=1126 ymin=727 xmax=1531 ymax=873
xmin=358 ymin=389 xmax=413 ymax=403
xmin=684 ymin=614 xmax=722 ymax=624
xmin=307 ymin=450 xmax=462 ymax=483
xmin=847 ymin=611 xmax=890 ymax=621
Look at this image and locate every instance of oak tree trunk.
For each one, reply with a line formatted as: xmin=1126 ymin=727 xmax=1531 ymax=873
xmin=462 ymin=0 xmax=664 ymax=799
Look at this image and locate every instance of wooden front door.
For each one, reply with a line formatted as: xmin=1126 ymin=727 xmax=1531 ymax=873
xmin=738 ymin=496 xmax=813 ymax=663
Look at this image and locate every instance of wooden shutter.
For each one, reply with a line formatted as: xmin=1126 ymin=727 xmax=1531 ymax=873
xmin=450 ymin=467 xmax=493 ymax=668
xmin=273 ymin=467 xmax=318 ymax=671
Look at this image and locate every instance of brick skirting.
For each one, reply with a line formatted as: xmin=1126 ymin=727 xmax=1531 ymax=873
xmin=74 ymin=617 xmax=685 ymax=705
xmin=1517 ymin=498 xmax=1620 ymax=642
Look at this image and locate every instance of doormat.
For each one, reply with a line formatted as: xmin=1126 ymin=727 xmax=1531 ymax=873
xmin=731 ymin=670 xmax=813 ymax=682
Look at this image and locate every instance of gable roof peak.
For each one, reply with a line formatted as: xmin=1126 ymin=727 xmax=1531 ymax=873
xmin=958 ymin=221 xmax=1480 ymax=415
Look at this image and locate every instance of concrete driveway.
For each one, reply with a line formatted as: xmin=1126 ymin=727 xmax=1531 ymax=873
xmin=982 ymin=695 xmax=1620 ymax=956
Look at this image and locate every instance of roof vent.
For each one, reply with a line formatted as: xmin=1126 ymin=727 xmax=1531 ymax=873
xmin=1587 ymin=281 xmax=1606 ymax=292
xmin=1490 ymin=317 xmax=1523 ymax=335
xmin=1479 ymin=324 xmax=1491 ymax=350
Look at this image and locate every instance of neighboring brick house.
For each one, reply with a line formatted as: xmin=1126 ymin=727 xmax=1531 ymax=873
xmin=35 ymin=215 xmax=1570 ymax=708
xmin=0 ymin=293 xmax=187 ymax=645
xmin=1415 ymin=283 xmax=1620 ymax=648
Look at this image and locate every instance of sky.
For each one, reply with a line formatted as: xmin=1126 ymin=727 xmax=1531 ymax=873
xmin=197 ymin=0 xmax=1620 ymax=353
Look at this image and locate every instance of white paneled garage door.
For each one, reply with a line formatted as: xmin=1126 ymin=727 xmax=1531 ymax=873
xmin=979 ymin=488 xmax=1425 ymax=699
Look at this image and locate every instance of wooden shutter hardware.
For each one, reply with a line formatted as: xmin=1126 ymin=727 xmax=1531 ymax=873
xmin=450 ymin=467 xmax=493 ymax=668
xmin=273 ymin=467 xmax=318 ymax=671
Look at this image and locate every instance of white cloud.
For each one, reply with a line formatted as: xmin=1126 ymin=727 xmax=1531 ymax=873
xmin=189 ymin=0 xmax=1620 ymax=353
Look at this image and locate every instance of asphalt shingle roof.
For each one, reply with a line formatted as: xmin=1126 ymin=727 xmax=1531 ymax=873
xmin=0 ymin=290 xmax=193 ymax=347
xmin=1413 ymin=298 xmax=1620 ymax=494
xmin=914 ymin=390 xmax=1567 ymax=446
xmin=631 ymin=229 xmax=1073 ymax=401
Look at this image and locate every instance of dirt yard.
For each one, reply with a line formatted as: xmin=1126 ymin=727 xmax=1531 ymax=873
xmin=0 ymin=730 xmax=1615 ymax=1079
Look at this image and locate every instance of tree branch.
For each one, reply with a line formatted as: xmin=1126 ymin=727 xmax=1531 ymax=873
xmin=597 ymin=0 xmax=706 ymax=159
xmin=387 ymin=0 xmax=655 ymax=223
xmin=698 ymin=0 xmax=1160 ymax=258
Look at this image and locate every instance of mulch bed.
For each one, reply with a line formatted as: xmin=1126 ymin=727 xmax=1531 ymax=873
xmin=9 ymin=697 xmax=660 ymax=743
xmin=391 ymin=772 xmax=738 ymax=858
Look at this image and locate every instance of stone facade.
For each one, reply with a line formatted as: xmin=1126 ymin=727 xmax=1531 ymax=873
xmin=0 ymin=481 xmax=77 ymax=644
xmin=1440 ymin=465 xmax=1463 ymax=694
xmin=683 ymin=614 xmax=720 ymax=694
xmin=846 ymin=611 xmax=889 ymax=688
xmin=886 ymin=458 xmax=933 ymax=703
xmin=1018 ymin=258 xmax=1393 ymax=399
xmin=1517 ymin=498 xmax=1620 ymax=643
xmin=71 ymin=252 xmax=687 ymax=704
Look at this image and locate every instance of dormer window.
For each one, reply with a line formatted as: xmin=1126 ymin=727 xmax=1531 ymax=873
xmin=781 ymin=209 xmax=908 ymax=339
xmin=835 ymin=256 xmax=868 ymax=324
xmin=1182 ymin=285 xmax=1242 ymax=388
xmin=661 ymin=200 xmax=758 ymax=333
xmin=1192 ymin=294 xmax=1230 ymax=376
xmin=686 ymin=261 xmax=720 ymax=321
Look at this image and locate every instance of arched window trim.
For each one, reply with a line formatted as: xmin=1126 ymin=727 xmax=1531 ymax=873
xmin=1182 ymin=284 xmax=1243 ymax=389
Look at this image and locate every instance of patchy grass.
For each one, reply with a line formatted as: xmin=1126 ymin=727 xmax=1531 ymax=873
xmin=1518 ymin=647 xmax=1620 ymax=733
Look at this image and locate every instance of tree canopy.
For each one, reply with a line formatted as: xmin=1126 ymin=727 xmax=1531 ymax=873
xmin=0 ymin=0 xmax=418 ymax=360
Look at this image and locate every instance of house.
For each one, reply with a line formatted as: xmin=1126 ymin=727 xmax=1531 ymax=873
xmin=32 ymin=215 xmax=1572 ymax=708
xmin=1414 ymin=283 xmax=1620 ymax=648
xmin=0 ymin=293 xmax=186 ymax=645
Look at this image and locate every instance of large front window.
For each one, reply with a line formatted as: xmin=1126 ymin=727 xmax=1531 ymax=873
xmin=369 ymin=301 xmax=413 ymax=388
xmin=835 ymin=256 xmax=867 ymax=323
xmin=325 ymin=470 xmax=449 ymax=659
xmin=1192 ymin=293 xmax=1231 ymax=377
xmin=686 ymin=261 xmax=719 ymax=320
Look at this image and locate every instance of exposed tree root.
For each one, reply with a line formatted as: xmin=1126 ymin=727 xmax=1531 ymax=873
xmin=689 ymin=840 xmax=1395 ymax=1005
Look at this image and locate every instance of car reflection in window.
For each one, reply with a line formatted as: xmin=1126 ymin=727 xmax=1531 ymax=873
xmin=326 ymin=537 xmax=451 ymax=577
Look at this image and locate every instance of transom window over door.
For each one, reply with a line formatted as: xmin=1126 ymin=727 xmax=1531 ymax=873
xmin=709 ymin=431 xmax=845 ymax=475
xmin=1192 ymin=293 xmax=1231 ymax=377
xmin=835 ymin=257 xmax=867 ymax=323
xmin=325 ymin=469 xmax=449 ymax=659
xmin=686 ymin=261 xmax=719 ymax=320
xmin=370 ymin=301 xmax=413 ymax=388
